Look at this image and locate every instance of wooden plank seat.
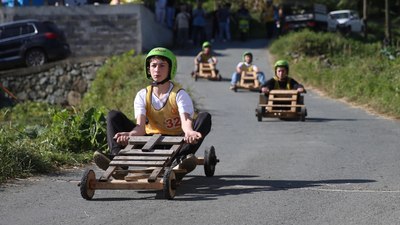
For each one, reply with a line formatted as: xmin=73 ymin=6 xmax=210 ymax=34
xmin=256 ymin=90 xmax=307 ymax=121
xmin=238 ymin=71 xmax=259 ymax=89
xmin=99 ymin=134 xmax=184 ymax=182
xmin=194 ymin=63 xmax=222 ymax=80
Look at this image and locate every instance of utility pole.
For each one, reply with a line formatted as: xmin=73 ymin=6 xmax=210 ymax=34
xmin=385 ymin=0 xmax=391 ymax=45
xmin=363 ymin=0 xmax=367 ymax=38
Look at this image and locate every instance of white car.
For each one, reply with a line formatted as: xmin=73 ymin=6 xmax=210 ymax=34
xmin=327 ymin=10 xmax=365 ymax=33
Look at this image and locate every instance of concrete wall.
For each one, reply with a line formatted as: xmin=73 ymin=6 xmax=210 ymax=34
xmin=0 ymin=4 xmax=173 ymax=57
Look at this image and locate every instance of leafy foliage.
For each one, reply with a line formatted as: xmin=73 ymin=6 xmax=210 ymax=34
xmin=82 ymin=50 xmax=148 ymax=119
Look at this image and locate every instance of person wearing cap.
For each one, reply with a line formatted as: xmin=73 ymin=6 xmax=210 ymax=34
xmin=260 ymin=60 xmax=305 ymax=94
xmin=94 ymin=47 xmax=212 ymax=176
xmin=191 ymin=41 xmax=219 ymax=76
xmin=230 ymin=51 xmax=266 ymax=90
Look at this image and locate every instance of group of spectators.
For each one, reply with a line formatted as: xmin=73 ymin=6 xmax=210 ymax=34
xmin=154 ymin=0 xmax=284 ymax=48
xmin=154 ymin=1 xmax=250 ymax=48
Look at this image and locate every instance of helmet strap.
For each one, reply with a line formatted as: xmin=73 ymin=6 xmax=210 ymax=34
xmin=151 ymin=77 xmax=170 ymax=86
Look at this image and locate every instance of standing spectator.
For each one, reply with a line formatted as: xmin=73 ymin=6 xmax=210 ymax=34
xmin=155 ymin=0 xmax=167 ymax=24
xmin=260 ymin=0 xmax=276 ymax=39
xmin=276 ymin=4 xmax=285 ymax=36
xmin=217 ymin=3 xmax=231 ymax=42
xmin=210 ymin=5 xmax=221 ymax=42
xmin=175 ymin=4 xmax=191 ymax=48
xmin=236 ymin=3 xmax=251 ymax=41
xmin=191 ymin=1 xmax=207 ymax=46
xmin=166 ymin=0 xmax=176 ymax=28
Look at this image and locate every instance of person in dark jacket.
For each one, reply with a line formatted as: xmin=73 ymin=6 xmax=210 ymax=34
xmin=261 ymin=60 xmax=305 ymax=94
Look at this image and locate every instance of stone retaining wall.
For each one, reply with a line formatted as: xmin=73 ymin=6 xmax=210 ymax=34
xmin=0 ymin=59 xmax=105 ymax=106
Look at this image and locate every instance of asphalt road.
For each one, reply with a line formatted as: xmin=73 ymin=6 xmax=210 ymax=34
xmin=1 ymin=39 xmax=399 ymax=225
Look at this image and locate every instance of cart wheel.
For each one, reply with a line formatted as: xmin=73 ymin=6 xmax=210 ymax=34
xmin=256 ymin=107 xmax=263 ymax=122
xmin=218 ymin=74 xmax=222 ymax=81
xmin=162 ymin=168 xmax=177 ymax=199
xmin=300 ymin=107 xmax=306 ymax=122
xmin=194 ymin=74 xmax=198 ymax=81
xmin=204 ymin=146 xmax=218 ymax=177
xmin=80 ymin=169 xmax=96 ymax=200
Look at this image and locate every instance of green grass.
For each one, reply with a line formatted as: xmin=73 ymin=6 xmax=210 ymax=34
xmin=270 ymin=30 xmax=400 ymax=118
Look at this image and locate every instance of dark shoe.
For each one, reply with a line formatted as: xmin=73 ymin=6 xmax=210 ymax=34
xmin=93 ymin=151 xmax=110 ymax=171
xmin=178 ymin=154 xmax=197 ymax=174
xmin=112 ymin=167 xmax=128 ymax=180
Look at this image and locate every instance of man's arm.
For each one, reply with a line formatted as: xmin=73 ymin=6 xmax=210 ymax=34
xmin=291 ymin=79 xmax=305 ymax=93
xmin=235 ymin=62 xmax=242 ymax=73
xmin=180 ymin=112 xmax=202 ymax=144
xmin=194 ymin=52 xmax=201 ymax=65
xmin=261 ymin=78 xmax=274 ymax=93
xmin=113 ymin=114 xmax=146 ymax=147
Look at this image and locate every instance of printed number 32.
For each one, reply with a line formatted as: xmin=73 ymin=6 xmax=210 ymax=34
xmin=165 ymin=117 xmax=181 ymax=129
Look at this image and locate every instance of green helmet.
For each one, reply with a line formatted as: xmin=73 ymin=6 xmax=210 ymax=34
xmin=145 ymin=47 xmax=177 ymax=80
xmin=243 ymin=51 xmax=253 ymax=62
xmin=202 ymin=41 xmax=212 ymax=49
xmin=274 ymin=60 xmax=289 ymax=73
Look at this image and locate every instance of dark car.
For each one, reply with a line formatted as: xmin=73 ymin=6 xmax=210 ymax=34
xmin=0 ymin=19 xmax=70 ymax=70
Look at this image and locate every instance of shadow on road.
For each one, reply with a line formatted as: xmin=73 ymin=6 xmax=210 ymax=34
xmin=174 ymin=175 xmax=376 ymax=201
xmin=305 ymin=118 xmax=361 ymax=122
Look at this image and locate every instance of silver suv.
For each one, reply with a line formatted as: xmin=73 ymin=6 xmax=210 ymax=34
xmin=327 ymin=10 xmax=365 ymax=34
xmin=0 ymin=19 xmax=70 ymax=70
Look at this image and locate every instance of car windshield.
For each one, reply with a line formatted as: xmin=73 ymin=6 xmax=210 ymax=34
xmin=331 ymin=12 xmax=350 ymax=19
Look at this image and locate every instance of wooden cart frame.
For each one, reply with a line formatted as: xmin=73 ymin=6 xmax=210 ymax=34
xmin=232 ymin=71 xmax=260 ymax=92
xmin=255 ymin=90 xmax=307 ymax=122
xmin=79 ymin=134 xmax=219 ymax=200
xmin=193 ymin=63 xmax=222 ymax=81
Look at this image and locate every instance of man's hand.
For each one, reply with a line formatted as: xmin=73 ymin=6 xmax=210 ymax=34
xmin=113 ymin=132 xmax=130 ymax=147
xmin=184 ymin=130 xmax=202 ymax=144
xmin=261 ymin=87 xmax=270 ymax=93
xmin=297 ymin=87 xmax=305 ymax=93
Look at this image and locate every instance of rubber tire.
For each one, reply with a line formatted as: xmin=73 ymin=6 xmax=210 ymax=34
xmin=204 ymin=146 xmax=217 ymax=177
xmin=300 ymin=107 xmax=306 ymax=122
xmin=218 ymin=74 xmax=222 ymax=81
xmin=25 ymin=48 xmax=46 ymax=67
xmin=80 ymin=169 xmax=96 ymax=200
xmin=256 ymin=107 xmax=263 ymax=122
xmin=162 ymin=168 xmax=176 ymax=199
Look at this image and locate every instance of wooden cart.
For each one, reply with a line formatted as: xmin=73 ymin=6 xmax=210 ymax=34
xmin=232 ymin=71 xmax=260 ymax=92
xmin=255 ymin=90 xmax=307 ymax=122
xmin=79 ymin=134 xmax=218 ymax=200
xmin=193 ymin=63 xmax=222 ymax=81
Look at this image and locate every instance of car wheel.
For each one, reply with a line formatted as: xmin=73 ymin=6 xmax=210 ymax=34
xmin=25 ymin=48 xmax=47 ymax=67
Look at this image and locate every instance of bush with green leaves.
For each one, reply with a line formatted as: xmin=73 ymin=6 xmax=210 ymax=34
xmin=0 ymin=102 xmax=107 ymax=182
xmin=82 ymin=50 xmax=148 ymax=119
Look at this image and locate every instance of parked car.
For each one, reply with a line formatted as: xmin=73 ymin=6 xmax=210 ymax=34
xmin=0 ymin=19 xmax=70 ymax=70
xmin=283 ymin=3 xmax=328 ymax=32
xmin=327 ymin=10 xmax=365 ymax=34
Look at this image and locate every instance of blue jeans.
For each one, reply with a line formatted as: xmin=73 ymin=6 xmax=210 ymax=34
xmin=219 ymin=22 xmax=231 ymax=41
xmin=231 ymin=72 xmax=265 ymax=86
